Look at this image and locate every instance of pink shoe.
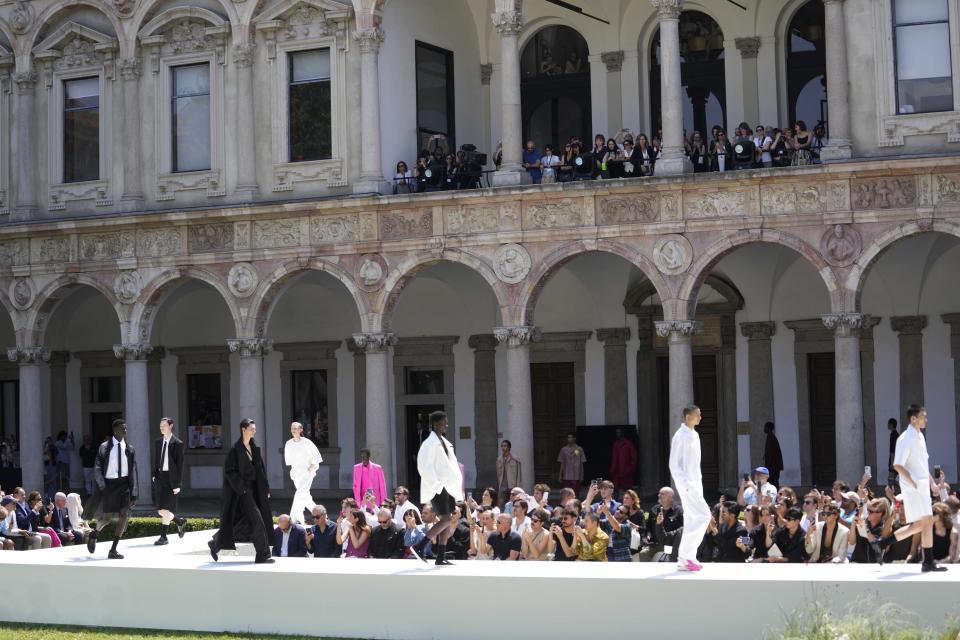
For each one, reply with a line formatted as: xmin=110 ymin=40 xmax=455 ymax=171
xmin=677 ymin=559 xmax=703 ymax=572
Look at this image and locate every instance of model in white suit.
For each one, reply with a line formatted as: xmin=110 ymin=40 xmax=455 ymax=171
xmin=413 ymin=410 xmax=463 ymax=565
xmin=668 ymin=405 xmax=710 ymax=572
xmin=284 ymin=422 xmax=322 ymax=526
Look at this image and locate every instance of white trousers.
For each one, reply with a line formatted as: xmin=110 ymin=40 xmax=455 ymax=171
xmin=289 ymin=466 xmax=318 ymax=525
xmin=676 ymin=483 xmax=711 ymax=563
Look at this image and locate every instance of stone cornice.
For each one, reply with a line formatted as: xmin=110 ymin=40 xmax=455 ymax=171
xmin=740 ymin=321 xmax=776 ymax=341
xmin=596 ymin=327 xmax=631 ymax=346
xmin=890 ymin=315 xmax=927 ymax=336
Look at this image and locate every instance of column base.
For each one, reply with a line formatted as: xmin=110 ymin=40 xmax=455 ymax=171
xmin=820 ymin=140 xmax=853 ymax=162
xmin=491 ymin=169 xmax=532 ymax=187
xmin=654 ymin=155 xmax=693 ymax=176
xmin=353 ymin=177 xmax=391 ymax=195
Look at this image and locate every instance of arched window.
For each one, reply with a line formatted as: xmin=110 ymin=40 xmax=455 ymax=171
xmin=521 ymin=26 xmax=591 ymax=148
xmin=787 ymin=1 xmax=827 ymax=130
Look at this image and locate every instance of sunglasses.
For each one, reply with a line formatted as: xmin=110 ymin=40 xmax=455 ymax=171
xmin=313 ymin=515 xmax=324 ymax=520
xmin=803 ymin=500 xmax=816 ymax=505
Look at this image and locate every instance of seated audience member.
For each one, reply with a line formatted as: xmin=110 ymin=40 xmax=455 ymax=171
xmin=0 ymin=506 xmax=14 ymax=550
xmin=804 ymin=502 xmax=849 ymax=563
xmin=800 ymin=491 xmax=820 ymax=533
xmin=576 ymin=513 xmax=609 ymax=561
xmin=16 ymin=489 xmax=52 ymax=549
xmin=521 ymin=508 xmax=553 ymax=560
xmin=708 ymin=501 xmax=748 ymax=563
xmin=401 ymin=509 xmax=426 ymax=559
xmin=488 ymin=513 xmax=521 ymax=560
xmin=583 ymin=480 xmax=620 ymax=522
xmin=272 ymin=514 xmax=308 ymax=558
xmin=931 ymin=503 xmax=956 ymax=563
xmin=600 ymin=503 xmax=633 ymax=562
xmin=445 ymin=504 xmax=472 ymax=560
xmin=50 ymin=492 xmax=83 ymax=545
xmin=392 ymin=486 xmax=420 ymax=526
xmin=337 ymin=508 xmax=371 ymax=558
xmin=764 ymin=507 xmax=809 ymax=562
xmin=511 ymin=499 xmax=531 ymax=535
xmin=550 ymin=508 xmax=580 ymax=561
xmin=306 ymin=505 xmax=340 ymax=558
xmin=848 ymin=497 xmax=894 ymax=563
xmin=66 ymin=493 xmax=93 ymax=539
xmin=531 ymin=484 xmax=552 ymax=513
xmin=838 ymin=491 xmax=861 ymax=527
xmin=30 ymin=493 xmax=62 ymax=548
xmin=469 ymin=508 xmax=497 ymax=560
xmin=1 ymin=495 xmax=37 ymax=550
xmin=739 ymin=467 xmax=777 ymax=506
xmin=647 ymin=487 xmax=683 ymax=554
xmin=369 ymin=508 xmax=405 ymax=559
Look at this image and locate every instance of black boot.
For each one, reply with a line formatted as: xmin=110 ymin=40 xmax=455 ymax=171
xmin=108 ymin=539 xmax=123 ymax=560
xmin=411 ymin=536 xmax=431 ymax=563
xmin=207 ymin=538 xmax=218 ymax=562
xmin=175 ymin=516 xmax=187 ymax=539
xmin=86 ymin=529 xmax=97 ymax=554
xmin=435 ymin=544 xmax=453 ymax=566
xmin=154 ymin=525 xmax=169 ymax=546
xmin=921 ymin=547 xmax=947 ymax=572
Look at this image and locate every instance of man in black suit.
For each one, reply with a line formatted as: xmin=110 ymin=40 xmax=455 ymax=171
xmin=50 ymin=492 xmax=84 ymax=545
xmin=272 ymin=514 xmax=307 ymax=558
xmin=86 ymin=419 xmax=138 ymax=559
xmin=369 ymin=508 xmax=405 ymax=559
xmin=152 ymin=417 xmax=186 ymax=546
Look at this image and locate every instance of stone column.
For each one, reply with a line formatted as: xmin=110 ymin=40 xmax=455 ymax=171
xmin=7 ymin=347 xmax=49 ymax=493
xmin=735 ymin=37 xmax=761 ymax=128
xmin=491 ymin=0 xmax=530 ymax=186
xmin=651 ymin=0 xmax=692 ymax=175
xmin=494 ymin=326 xmax=537 ymax=485
xmin=233 ymin=44 xmax=259 ymax=200
xmin=740 ymin=322 xmax=776 ymax=468
xmin=820 ymin=0 xmax=853 ymax=161
xmin=346 ymin=338 xmax=367 ymax=459
xmin=891 ymin=316 xmax=927 ymax=419
xmin=719 ymin=315 xmax=739 ymax=490
xmin=942 ymin=314 xmax=960 ymax=479
xmin=601 ymin=52 xmax=625 ymax=148
xmin=635 ymin=315 xmax=658 ymax=492
xmin=654 ymin=320 xmax=701 ymax=439
xmin=227 ymin=339 xmax=270 ymax=447
xmin=114 ymin=343 xmax=154 ymax=503
xmin=353 ymin=28 xmax=389 ymax=194
xmin=469 ymin=335 xmax=499 ymax=488
xmin=13 ymin=72 xmax=38 ymax=220
xmin=119 ymin=59 xmax=144 ymax=209
xmin=822 ymin=313 xmax=868 ymax=484
xmin=48 ymin=352 xmax=70 ymax=439
xmin=597 ymin=328 xmax=631 ymax=425
xmin=352 ymin=333 xmax=396 ymax=489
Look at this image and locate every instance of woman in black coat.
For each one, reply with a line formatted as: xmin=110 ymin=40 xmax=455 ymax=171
xmin=208 ymin=418 xmax=274 ymax=563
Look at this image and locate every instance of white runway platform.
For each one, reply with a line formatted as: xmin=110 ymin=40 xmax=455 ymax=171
xmin=1 ymin=530 xmax=959 ymax=640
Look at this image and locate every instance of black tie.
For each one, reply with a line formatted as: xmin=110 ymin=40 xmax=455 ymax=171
xmin=161 ymin=440 xmax=168 ymax=472
xmin=116 ymin=441 xmax=123 ymax=478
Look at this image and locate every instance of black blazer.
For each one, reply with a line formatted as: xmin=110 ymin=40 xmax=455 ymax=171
xmin=153 ymin=435 xmax=185 ymax=489
xmin=49 ymin=505 xmax=74 ymax=536
xmin=92 ymin=438 xmax=139 ymax=501
xmin=272 ymin=525 xmax=308 ymax=557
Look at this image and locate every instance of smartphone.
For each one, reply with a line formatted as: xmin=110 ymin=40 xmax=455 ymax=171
xmin=934 ymin=465 xmax=943 ymax=479
xmin=738 ymin=536 xmax=751 ymax=545
xmin=742 ymin=473 xmax=750 ymax=482
xmin=466 ymin=491 xmax=473 ymax=501
xmin=864 ymin=465 xmax=872 ymax=478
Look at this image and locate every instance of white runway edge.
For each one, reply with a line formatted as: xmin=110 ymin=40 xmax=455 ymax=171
xmin=1 ymin=531 xmax=959 ymax=640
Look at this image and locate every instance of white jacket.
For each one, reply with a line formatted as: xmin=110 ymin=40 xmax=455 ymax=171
xmin=668 ymin=424 xmax=702 ymax=492
xmin=417 ymin=431 xmax=464 ymax=502
xmin=804 ymin=521 xmax=850 ymax=563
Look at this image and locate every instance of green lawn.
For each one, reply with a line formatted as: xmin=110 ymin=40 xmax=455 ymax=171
xmin=0 ymin=624 xmax=360 ymax=640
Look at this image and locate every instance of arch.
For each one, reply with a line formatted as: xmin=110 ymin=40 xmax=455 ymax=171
xmin=846 ymin=220 xmax=960 ymax=310
xmin=246 ymin=257 xmax=371 ymax=338
xmin=376 ymin=249 xmax=511 ymax=332
xmin=679 ymin=229 xmax=840 ymax=319
xmin=131 ymin=0 xmax=238 ymax=40
xmin=0 ymin=19 xmax=18 ymax=50
xmin=22 ymin=0 xmax=123 ymax=59
xmin=518 ymin=239 xmax=671 ymax=327
xmin=129 ymin=266 xmax=244 ymax=344
xmin=25 ymin=274 xmax=127 ymax=347
xmin=624 ymin=273 xmax=744 ymax=314
xmin=138 ymin=5 xmax=228 ymax=38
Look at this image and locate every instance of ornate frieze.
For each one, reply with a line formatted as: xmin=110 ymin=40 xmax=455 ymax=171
xmin=137 ymin=228 xmax=181 ymax=258
xmin=0 ymin=240 xmax=28 ymax=268
xmin=821 ymin=224 xmax=862 ymax=268
xmin=380 ymin=209 xmax=433 ymax=240
xmin=685 ymin=188 xmax=759 ymax=218
xmin=273 ymin=160 xmax=346 ymax=191
xmin=597 ymin=196 xmax=659 ymax=225
xmin=760 ymin=184 xmax=824 ymax=216
xmin=79 ymin=232 xmax=135 ymax=261
xmin=524 ymin=199 xmax=586 ymax=229
xmin=493 ymin=326 xmax=540 ymax=347
xmin=493 ymin=243 xmax=531 ymax=284
xmin=851 ymin=177 xmax=917 ymax=209
xmin=312 ymin=214 xmax=360 ymax=244
xmin=156 ymin=170 xmax=225 ymax=201
xmin=936 ymin=173 xmax=960 ymax=204
xmin=32 ymin=237 xmax=71 ymax=264
xmin=653 ymin=235 xmax=693 ymax=275
xmin=188 ymin=223 xmax=234 ymax=253
xmin=444 ymin=203 xmax=520 ymax=234
xmin=49 ymin=182 xmax=112 ymax=211
xmin=254 ymin=218 xmax=301 ymax=249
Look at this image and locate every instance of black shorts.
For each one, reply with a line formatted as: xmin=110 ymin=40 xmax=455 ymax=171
xmin=430 ymin=489 xmax=455 ymax=516
xmin=153 ymin=472 xmax=178 ymax=512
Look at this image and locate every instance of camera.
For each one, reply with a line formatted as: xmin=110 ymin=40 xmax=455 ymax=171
xmin=933 ymin=465 xmax=943 ymax=479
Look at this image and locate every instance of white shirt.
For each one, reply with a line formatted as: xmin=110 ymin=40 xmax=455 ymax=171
xmin=742 ymin=482 xmax=778 ymax=506
xmin=284 ymin=437 xmax=322 ymax=469
xmin=754 ymin=135 xmax=772 ymax=163
xmin=540 ymin=154 xmax=560 ymax=177
xmin=393 ymin=499 xmax=421 ymax=526
xmin=893 ymin=426 xmax=930 ymax=489
xmin=417 ymin=431 xmax=464 ymax=502
xmin=511 ymin=516 xmax=531 ymax=536
xmin=280 ymin=529 xmax=290 ymax=557
xmin=105 ymin=438 xmax=127 ymax=479
xmin=668 ymin=424 xmax=702 ymax=491
xmin=161 ymin=436 xmax=171 ymax=472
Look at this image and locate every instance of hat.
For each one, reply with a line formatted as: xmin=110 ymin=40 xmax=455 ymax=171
xmin=840 ymin=491 xmax=860 ymax=503
xmin=0 ymin=496 xmax=15 ymax=506
xmin=753 ymin=466 xmax=770 ymax=475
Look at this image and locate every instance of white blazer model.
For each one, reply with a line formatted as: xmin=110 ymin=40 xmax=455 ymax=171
xmin=417 ymin=431 xmax=464 ymax=503
xmin=804 ymin=521 xmax=850 ymax=563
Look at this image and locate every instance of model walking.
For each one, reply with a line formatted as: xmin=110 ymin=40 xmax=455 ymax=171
xmin=152 ymin=418 xmax=186 ymax=545
xmin=284 ymin=421 xmax=322 ymax=526
xmin=412 ymin=411 xmax=463 ymax=565
xmin=668 ymin=405 xmax=710 ymax=572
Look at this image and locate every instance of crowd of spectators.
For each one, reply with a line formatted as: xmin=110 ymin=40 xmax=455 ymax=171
xmin=0 ymin=486 xmax=91 ymax=550
xmin=394 ymin=120 xmax=828 ymax=194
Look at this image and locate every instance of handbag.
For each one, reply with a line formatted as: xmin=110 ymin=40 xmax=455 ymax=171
xmin=630 ymin=526 xmax=642 ymax=551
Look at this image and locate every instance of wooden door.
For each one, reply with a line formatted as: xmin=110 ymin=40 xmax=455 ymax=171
xmin=657 ymin=355 xmax=719 ymax=490
xmin=809 ymin=353 xmax=836 ymax=486
xmin=531 ymin=362 xmax=575 ymax=484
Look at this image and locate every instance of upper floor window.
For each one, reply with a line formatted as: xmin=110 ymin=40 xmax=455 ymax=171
xmin=893 ymin=0 xmax=954 ymax=114
xmin=415 ymin=42 xmax=455 ymax=153
xmin=63 ymin=77 xmax=100 ymax=183
xmin=172 ymin=63 xmax=211 ymax=172
xmin=289 ymin=49 xmax=332 ymax=162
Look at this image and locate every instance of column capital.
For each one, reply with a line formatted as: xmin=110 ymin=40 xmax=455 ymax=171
xmin=227 ymin=338 xmax=271 ymax=358
xmin=600 ymin=50 xmax=624 ymax=72
xmin=468 ymin=334 xmax=500 ymax=351
xmin=734 ymin=37 xmax=761 ymax=59
xmin=654 ymin=320 xmax=702 ymax=338
xmin=352 ymin=332 xmax=397 ymax=353
xmin=480 ymin=63 xmax=493 ymax=85
xmin=822 ymin=313 xmax=871 ymax=336
xmin=353 ymin=27 xmax=385 ymax=53
xmin=7 ymin=346 xmax=50 ymax=364
xmin=651 ymin=0 xmax=682 ymax=20
xmin=233 ymin=43 xmax=256 ymax=68
xmin=740 ymin=321 xmax=776 ymax=341
xmin=13 ymin=71 xmax=36 ymax=94
xmin=113 ymin=343 xmax=154 ymax=361
xmin=494 ymin=326 xmax=539 ymax=347
xmin=119 ymin=57 xmax=141 ymax=80
xmin=596 ymin=327 xmax=631 ymax=346
xmin=890 ymin=315 xmax=927 ymax=336
xmin=491 ymin=10 xmax=524 ymax=36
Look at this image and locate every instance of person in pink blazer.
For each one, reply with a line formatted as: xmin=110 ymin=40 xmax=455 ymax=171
xmin=353 ymin=448 xmax=387 ymax=506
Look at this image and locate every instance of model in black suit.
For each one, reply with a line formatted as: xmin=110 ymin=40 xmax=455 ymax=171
xmin=86 ymin=419 xmax=138 ymax=559
xmin=153 ymin=417 xmax=187 ymax=546
xmin=208 ymin=418 xmax=274 ymax=564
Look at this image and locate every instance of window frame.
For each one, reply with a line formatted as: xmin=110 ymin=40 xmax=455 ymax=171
xmin=891 ymin=0 xmax=955 ymax=115
xmin=414 ymin=40 xmax=456 ymax=156
xmin=62 ymin=75 xmax=102 ymax=184
xmin=170 ymin=62 xmax=213 ymax=174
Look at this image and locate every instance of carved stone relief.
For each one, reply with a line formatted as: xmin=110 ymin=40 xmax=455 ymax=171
xmin=32 ymin=237 xmax=71 ymax=264
xmin=685 ymin=188 xmax=758 ymax=218
xmin=234 ymin=221 xmax=251 ymax=250
xmin=597 ymin=196 xmax=659 ymax=225
xmin=493 ymin=243 xmax=531 ymax=284
xmin=156 ymin=170 xmax=225 ymax=201
xmin=936 ymin=173 xmax=960 ymax=204
xmin=760 ymin=184 xmax=823 ymax=215
xmin=356 ymin=254 xmax=386 ymax=292
xmin=228 ymin=262 xmax=258 ymax=298
xmin=828 ymin=181 xmax=851 ymax=212
xmin=444 ymin=203 xmax=521 ymax=234
xmin=524 ymin=199 xmax=585 ymax=229
xmin=113 ymin=271 xmax=142 ymax=304
xmin=137 ymin=228 xmax=181 ymax=258
xmin=112 ymin=0 xmax=136 ymax=18
xmin=653 ymin=235 xmax=693 ymax=275
xmin=273 ymin=161 xmax=346 ymax=191
xmin=821 ymin=224 xmax=862 ymax=268
xmin=254 ymin=218 xmax=301 ymax=249
xmin=0 ymin=240 xmax=28 ymax=268
xmin=10 ymin=1 xmax=34 ymax=35
xmin=380 ymin=209 xmax=433 ymax=240
xmin=359 ymin=213 xmax=378 ymax=240
xmin=851 ymin=177 xmax=917 ymax=209
xmin=10 ymin=278 xmax=33 ymax=310
xmin=312 ymin=214 xmax=360 ymax=244
xmin=188 ymin=224 xmax=234 ymax=253
xmin=79 ymin=232 xmax=135 ymax=260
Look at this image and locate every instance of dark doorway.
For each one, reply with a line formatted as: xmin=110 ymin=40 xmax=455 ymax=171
xmin=91 ymin=411 xmax=123 ymax=446
xmin=521 ymin=26 xmax=592 ymax=149
xmin=531 ymin=362 xmax=575 ymax=483
xmin=657 ymin=354 xmax=720 ymax=490
xmin=786 ymin=1 xmax=827 ymax=131
xmin=405 ymin=404 xmax=443 ymax=504
xmin=808 ymin=352 xmax=836 ymax=486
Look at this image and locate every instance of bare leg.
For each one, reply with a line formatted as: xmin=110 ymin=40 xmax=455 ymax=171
xmin=159 ymin=509 xmax=174 ymax=525
xmin=427 ymin=515 xmax=454 ymax=543
xmin=894 ymin=520 xmax=923 ymax=542
xmin=919 ymin=516 xmax=934 ymax=548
